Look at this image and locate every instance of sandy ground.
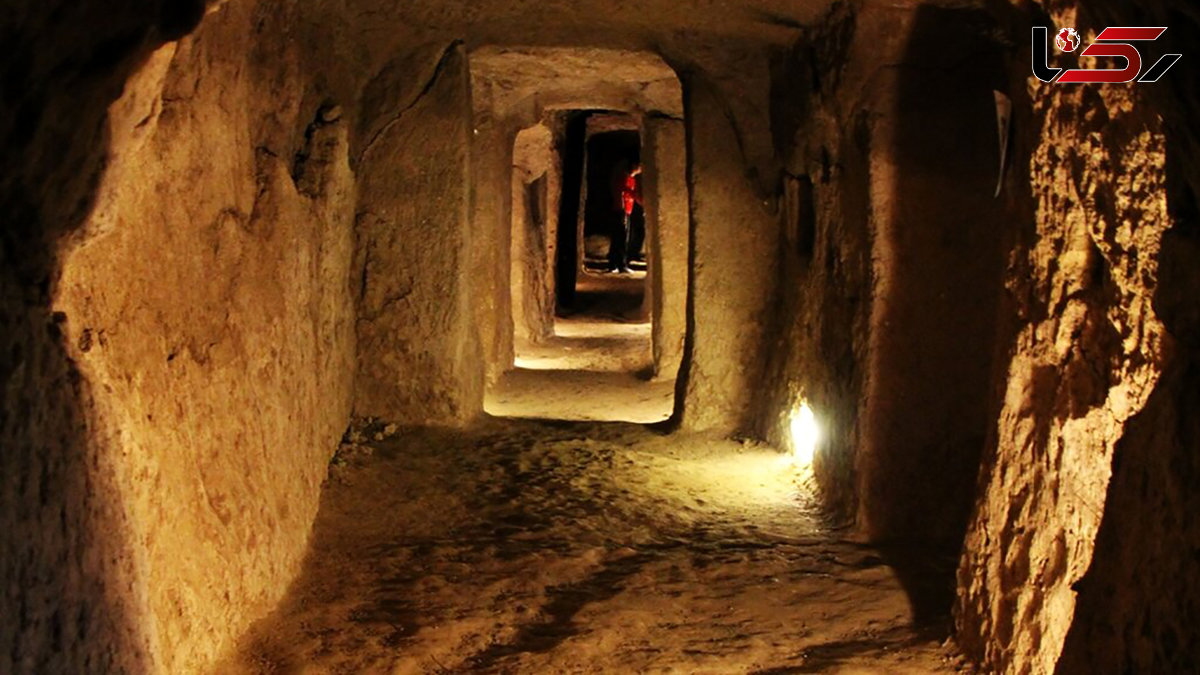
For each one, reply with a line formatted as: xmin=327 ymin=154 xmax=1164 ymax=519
xmin=486 ymin=271 xmax=674 ymax=424
xmin=513 ymin=319 xmax=652 ymax=373
xmin=222 ymin=421 xmax=971 ymax=674
xmin=486 ymin=369 xmax=675 ymax=424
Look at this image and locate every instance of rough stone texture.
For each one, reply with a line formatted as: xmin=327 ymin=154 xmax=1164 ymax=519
xmin=676 ymin=67 xmax=780 ymax=434
xmin=758 ymin=1 xmax=874 ymax=523
xmin=0 ymin=1 xmax=176 ymax=665
xmin=2 ymin=0 xmax=363 ymax=671
xmin=1051 ymin=5 xmax=1200 ymax=671
xmin=760 ymin=4 xmax=1010 ymax=547
xmin=511 ymin=123 xmax=558 ymax=346
xmin=744 ymin=2 xmax=1200 ymax=671
xmin=10 ymin=0 xmax=1196 ymax=672
xmin=955 ymin=3 xmax=1179 ymax=672
xmin=470 ymin=47 xmax=683 ymax=120
xmin=372 ymin=0 xmax=836 ymax=48
xmin=856 ymin=4 xmax=1009 ymax=544
xmin=1056 ymin=356 xmax=1200 ymax=673
xmin=644 ymin=117 xmax=689 ymax=381
xmin=51 ymin=3 xmax=357 ymax=671
xmin=468 ymin=113 xmax=517 ymax=385
xmin=354 ymin=44 xmax=481 ymax=424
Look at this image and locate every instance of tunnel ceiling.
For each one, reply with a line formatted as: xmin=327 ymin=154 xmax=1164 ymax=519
xmin=470 ymin=47 xmax=683 ymax=118
xmin=358 ymin=0 xmax=838 ymax=46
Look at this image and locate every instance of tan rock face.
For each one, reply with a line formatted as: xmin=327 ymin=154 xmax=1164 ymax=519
xmin=46 ymin=2 xmax=356 ymax=670
xmin=757 ymin=1 xmax=872 ymax=521
xmin=354 ymin=44 xmax=479 ymax=424
xmin=955 ymin=6 xmax=1176 ymax=673
xmin=470 ymin=47 xmax=683 ymax=119
xmin=1052 ymin=27 xmax=1200 ymax=663
xmin=510 ymin=122 xmax=557 ymax=347
xmin=2 ymin=2 xmax=205 ymax=672
xmin=760 ymin=4 xmax=1196 ymax=671
xmin=675 ymin=70 xmax=781 ymax=434
xmin=644 ymin=117 xmax=689 ymax=381
xmin=5 ymin=0 xmax=1198 ymax=672
xmin=760 ymin=3 xmax=1011 ymax=546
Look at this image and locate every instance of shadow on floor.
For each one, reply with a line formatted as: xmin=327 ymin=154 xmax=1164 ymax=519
xmin=876 ymin=540 xmax=962 ymax=630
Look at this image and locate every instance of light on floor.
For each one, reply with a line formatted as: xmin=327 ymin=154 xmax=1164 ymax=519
xmin=790 ymin=402 xmax=820 ymax=466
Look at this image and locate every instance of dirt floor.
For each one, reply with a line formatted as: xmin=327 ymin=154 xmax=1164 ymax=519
xmin=222 ymin=420 xmax=971 ymax=674
xmin=486 ymin=270 xmax=674 ymax=424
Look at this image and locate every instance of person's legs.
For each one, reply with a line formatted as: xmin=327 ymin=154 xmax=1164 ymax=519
xmin=620 ymin=213 xmax=635 ymax=272
xmin=629 ymin=204 xmax=646 ymax=261
xmin=607 ymin=213 xmax=627 ymax=272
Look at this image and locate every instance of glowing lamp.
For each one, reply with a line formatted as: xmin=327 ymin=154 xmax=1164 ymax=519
xmin=790 ymin=402 xmax=820 ymax=465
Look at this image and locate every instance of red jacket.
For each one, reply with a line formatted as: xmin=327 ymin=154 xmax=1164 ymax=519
xmin=621 ymin=173 xmax=642 ymax=216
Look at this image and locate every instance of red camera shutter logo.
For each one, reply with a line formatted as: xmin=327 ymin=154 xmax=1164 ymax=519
xmin=1032 ymin=26 xmax=1182 ymax=84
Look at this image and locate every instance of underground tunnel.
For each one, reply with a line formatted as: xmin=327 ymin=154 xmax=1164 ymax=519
xmin=2 ymin=1 xmax=1198 ymax=673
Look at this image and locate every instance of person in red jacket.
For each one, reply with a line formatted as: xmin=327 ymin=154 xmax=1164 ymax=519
xmin=608 ymin=162 xmax=643 ymax=273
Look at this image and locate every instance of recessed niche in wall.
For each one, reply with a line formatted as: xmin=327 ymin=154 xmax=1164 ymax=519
xmin=785 ymin=174 xmax=817 ymax=261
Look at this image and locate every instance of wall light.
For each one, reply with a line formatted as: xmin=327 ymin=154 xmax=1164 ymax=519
xmin=790 ymin=401 xmax=820 ymax=466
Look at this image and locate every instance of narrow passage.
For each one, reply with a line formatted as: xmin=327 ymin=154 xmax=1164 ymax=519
xmin=487 ymin=270 xmax=673 ymax=424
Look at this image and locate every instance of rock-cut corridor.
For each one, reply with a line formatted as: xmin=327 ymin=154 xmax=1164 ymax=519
xmin=223 ymin=421 xmax=965 ymax=674
xmin=3 ymin=0 xmax=1199 ymax=674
